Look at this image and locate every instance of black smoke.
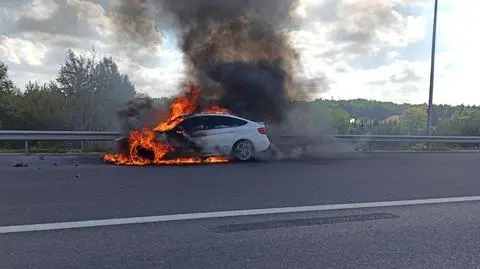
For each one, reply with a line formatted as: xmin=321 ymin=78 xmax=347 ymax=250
xmin=113 ymin=0 xmax=326 ymax=123
xmin=205 ymin=60 xmax=288 ymax=122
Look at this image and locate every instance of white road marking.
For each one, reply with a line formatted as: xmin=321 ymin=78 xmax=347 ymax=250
xmin=2 ymin=196 xmax=480 ymax=234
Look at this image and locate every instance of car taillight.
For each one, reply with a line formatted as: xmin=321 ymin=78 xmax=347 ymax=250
xmin=257 ymin=127 xmax=266 ymax=134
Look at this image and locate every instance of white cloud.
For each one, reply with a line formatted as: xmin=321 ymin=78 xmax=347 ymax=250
xmin=0 ymin=0 xmax=175 ymax=95
xmin=325 ymin=59 xmax=430 ymax=103
xmin=24 ymin=0 xmax=58 ymax=20
xmin=0 ymin=0 xmax=477 ymax=105
xmin=0 ymin=35 xmax=49 ymax=66
xmin=290 ymin=0 xmax=435 ymax=103
xmin=291 ymin=0 xmax=480 ymax=105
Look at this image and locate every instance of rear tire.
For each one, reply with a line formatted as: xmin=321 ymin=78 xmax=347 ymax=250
xmin=231 ymin=140 xmax=255 ymax=161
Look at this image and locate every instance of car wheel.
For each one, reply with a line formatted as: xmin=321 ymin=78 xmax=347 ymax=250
xmin=232 ymin=140 xmax=255 ymax=161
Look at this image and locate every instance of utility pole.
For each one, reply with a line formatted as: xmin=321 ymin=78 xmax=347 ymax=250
xmin=427 ymin=0 xmax=439 ymax=137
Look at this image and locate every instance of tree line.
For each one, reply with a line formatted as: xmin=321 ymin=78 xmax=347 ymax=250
xmin=323 ymin=99 xmax=480 ymax=137
xmin=1 ymin=49 xmax=479 ymax=139
xmin=0 ymin=50 xmax=136 ymax=132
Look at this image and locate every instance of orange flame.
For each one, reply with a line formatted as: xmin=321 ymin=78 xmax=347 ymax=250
xmin=103 ymin=83 xmax=231 ymax=166
xmin=202 ymin=105 xmax=230 ymax=114
xmin=153 ymin=84 xmax=201 ymax=132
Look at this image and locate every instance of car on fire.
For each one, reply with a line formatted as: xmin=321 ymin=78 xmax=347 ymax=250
xmin=118 ymin=113 xmax=271 ymax=162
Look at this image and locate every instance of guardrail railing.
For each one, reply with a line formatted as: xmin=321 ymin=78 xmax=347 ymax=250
xmin=335 ymin=135 xmax=480 ymax=152
xmin=335 ymin=135 xmax=480 ymax=143
xmin=1 ymin=130 xmax=480 ymax=153
xmin=273 ymin=134 xmax=480 ymax=152
xmin=0 ymin=130 xmax=121 ymax=141
xmin=0 ymin=130 xmax=120 ymax=153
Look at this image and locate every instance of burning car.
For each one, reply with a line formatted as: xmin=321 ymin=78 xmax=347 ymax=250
xmin=111 ymin=112 xmax=271 ymax=164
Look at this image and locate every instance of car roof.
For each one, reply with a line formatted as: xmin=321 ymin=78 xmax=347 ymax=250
xmin=187 ymin=112 xmax=247 ymax=120
xmin=170 ymin=112 xmax=261 ymax=126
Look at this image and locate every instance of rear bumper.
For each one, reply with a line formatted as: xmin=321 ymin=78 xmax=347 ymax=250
xmin=252 ymin=136 xmax=271 ymax=152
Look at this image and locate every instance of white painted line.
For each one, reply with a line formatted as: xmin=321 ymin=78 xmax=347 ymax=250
xmin=2 ymin=196 xmax=480 ymax=234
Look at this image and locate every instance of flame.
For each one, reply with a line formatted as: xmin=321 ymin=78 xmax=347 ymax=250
xmin=103 ymin=83 xmax=231 ymax=166
xmin=153 ymin=84 xmax=201 ymax=132
xmin=202 ymin=105 xmax=230 ymax=114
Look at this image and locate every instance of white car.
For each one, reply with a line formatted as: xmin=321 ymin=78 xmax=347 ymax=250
xmin=117 ymin=113 xmax=271 ymax=162
xmin=165 ymin=113 xmax=271 ymax=161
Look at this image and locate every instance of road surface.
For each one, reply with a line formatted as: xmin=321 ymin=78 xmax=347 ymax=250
xmin=1 ymin=153 xmax=480 ymax=268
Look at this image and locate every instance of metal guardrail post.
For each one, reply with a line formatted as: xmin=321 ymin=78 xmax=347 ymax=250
xmin=24 ymin=140 xmax=29 ymax=153
xmin=80 ymin=141 xmax=84 ymax=152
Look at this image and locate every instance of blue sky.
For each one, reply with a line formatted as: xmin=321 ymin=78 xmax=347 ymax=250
xmin=0 ymin=0 xmax=478 ymax=105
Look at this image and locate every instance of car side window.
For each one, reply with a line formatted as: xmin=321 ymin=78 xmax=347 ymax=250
xmin=178 ymin=116 xmax=208 ymax=132
xmin=207 ymin=116 xmax=248 ymax=129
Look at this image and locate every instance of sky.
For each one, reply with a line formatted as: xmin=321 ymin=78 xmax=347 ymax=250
xmin=0 ymin=0 xmax=478 ymax=105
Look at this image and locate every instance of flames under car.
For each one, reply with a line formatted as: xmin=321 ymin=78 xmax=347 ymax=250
xmin=116 ymin=113 xmax=271 ymax=162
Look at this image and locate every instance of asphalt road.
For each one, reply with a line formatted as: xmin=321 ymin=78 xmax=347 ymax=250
xmin=1 ymin=152 xmax=480 ymax=268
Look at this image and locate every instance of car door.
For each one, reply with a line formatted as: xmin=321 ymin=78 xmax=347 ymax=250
xmin=175 ymin=116 xmax=211 ymax=151
xmin=201 ymin=115 xmax=249 ymax=155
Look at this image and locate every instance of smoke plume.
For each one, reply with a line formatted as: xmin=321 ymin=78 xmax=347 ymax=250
xmin=113 ymin=0 xmax=328 ymax=123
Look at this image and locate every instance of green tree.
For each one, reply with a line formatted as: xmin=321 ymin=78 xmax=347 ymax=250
xmin=56 ymin=49 xmax=135 ymax=131
xmin=330 ymin=106 xmax=351 ymax=134
xmin=20 ymin=81 xmax=67 ymax=130
xmin=56 ymin=49 xmax=97 ymax=130
xmin=0 ymin=62 xmax=23 ymax=129
xmin=93 ymin=56 xmax=136 ymax=130
xmin=438 ymin=109 xmax=480 ymax=136
xmin=401 ymin=106 xmax=427 ymax=135
xmin=0 ymin=62 xmax=15 ymax=93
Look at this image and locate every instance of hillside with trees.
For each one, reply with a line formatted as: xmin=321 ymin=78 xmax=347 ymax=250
xmin=318 ymin=99 xmax=480 ymax=137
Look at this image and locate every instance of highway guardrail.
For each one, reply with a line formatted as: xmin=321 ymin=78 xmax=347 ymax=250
xmin=1 ymin=130 xmax=480 ymax=153
xmin=0 ymin=130 xmax=120 ymax=153
xmin=336 ymin=135 xmax=480 ymax=152
xmin=276 ymin=134 xmax=480 ymax=152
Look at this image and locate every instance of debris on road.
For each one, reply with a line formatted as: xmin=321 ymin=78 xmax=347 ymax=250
xmin=12 ymin=162 xmax=28 ymax=167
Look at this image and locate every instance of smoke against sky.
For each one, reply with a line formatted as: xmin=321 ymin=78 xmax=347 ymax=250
xmin=112 ymin=0 xmax=327 ymax=122
xmin=0 ymin=0 xmax=477 ymax=105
